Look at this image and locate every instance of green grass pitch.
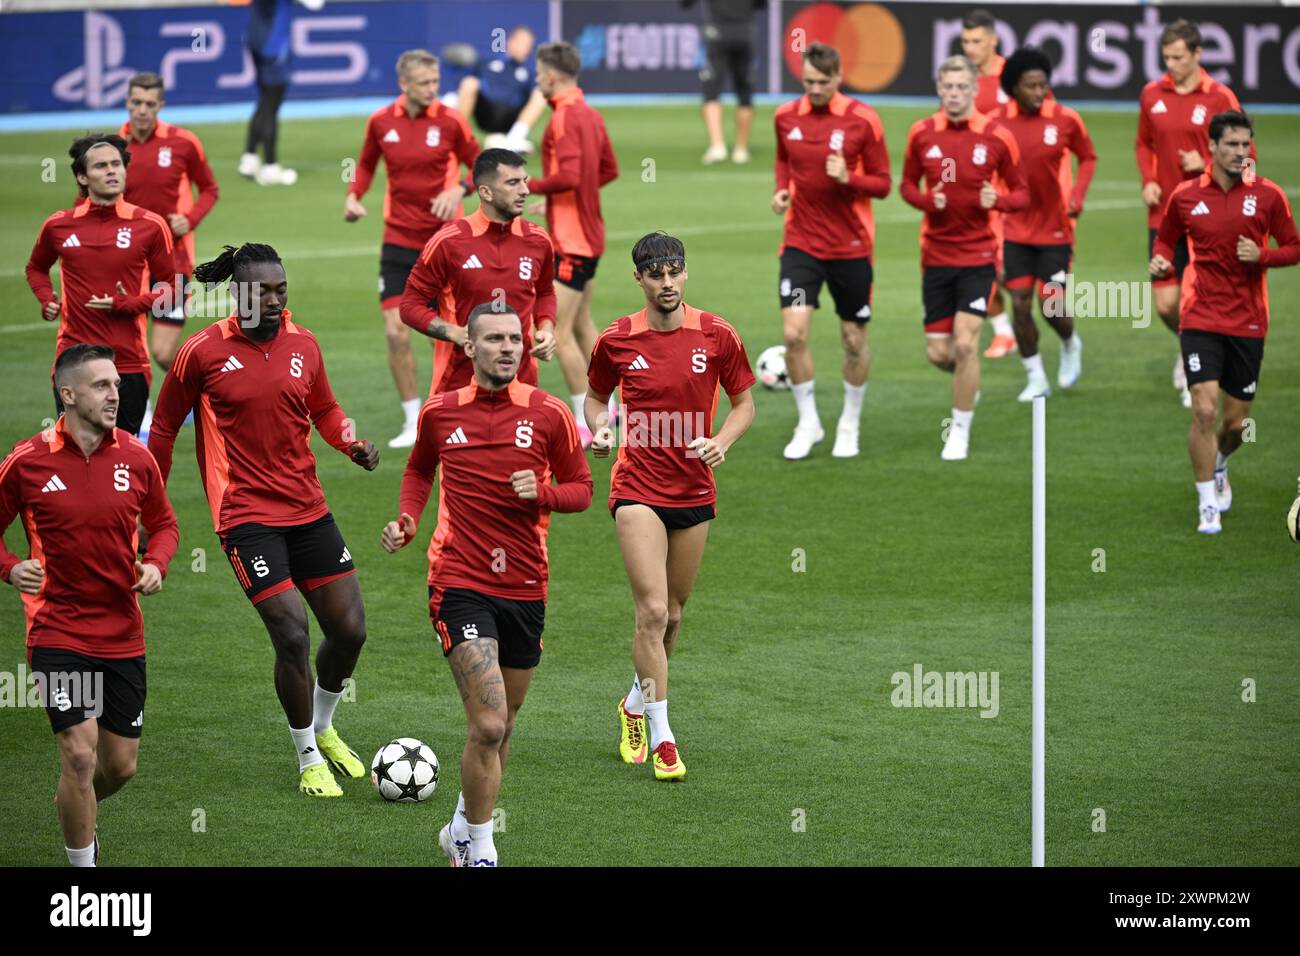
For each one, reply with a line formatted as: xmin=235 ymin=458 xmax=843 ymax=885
xmin=1 ymin=102 xmax=1297 ymax=866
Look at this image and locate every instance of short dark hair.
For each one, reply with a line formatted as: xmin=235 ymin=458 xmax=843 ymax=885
xmin=632 ymin=231 xmax=685 ymax=273
xmin=473 ymin=147 xmax=526 ymax=187
xmin=537 ymin=41 xmax=581 ymax=77
xmin=1000 ymin=46 xmax=1054 ymax=98
xmin=54 ymin=344 xmax=116 ymax=388
xmin=1209 ymin=109 xmax=1253 ymax=143
xmin=127 ymin=72 xmax=164 ymax=95
xmin=802 ymin=42 xmax=840 ymax=77
xmin=69 ymin=133 xmax=129 ymax=197
xmin=962 ymin=9 xmax=996 ymax=32
xmin=1161 ymin=19 xmax=1202 ymax=51
xmin=467 ymin=300 xmax=520 ymax=341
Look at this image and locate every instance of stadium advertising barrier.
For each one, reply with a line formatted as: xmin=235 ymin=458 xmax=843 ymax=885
xmin=779 ymin=3 xmax=1300 ymax=104
xmin=0 ymin=1 xmax=547 ymax=113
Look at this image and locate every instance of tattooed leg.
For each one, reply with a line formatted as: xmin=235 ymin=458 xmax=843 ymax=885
xmin=448 ymin=639 xmax=508 ymax=825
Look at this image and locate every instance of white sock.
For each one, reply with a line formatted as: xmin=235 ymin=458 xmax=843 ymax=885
xmin=452 ymin=791 xmax=470 ymax=841
xmin=290 ymin=724 xmax=323 ymax=771
xmin=1060 ymin=333 xmax=1078 ymax=352
xmin=66 ymin=842 xmax=96 ymax=867
xmin=507 ymin=121 xmax=530 ymax=141
xmin=1196 ymin=480 xmax=1217 ymax=510
xmin=791 ymin=380 xmax=819 ymax=429
xmin=401 ymin=398 xmax=420 ymax=428
xmin=1021 ymin=353 xmax=1045 ymax=376
xmin=468 ymin=820 xmax=497 ymax=866
xmin=571 ymin=392 xmax=587 ymax=423
xmin=1215 ymin=450 xmax=1231 ymax=472
xmin=312 ymin=683 xmax=343 ymax=736
xmin=645 ymin=699 xmax=675 ymax=749
xmin=839 ymin=381 xmax=866 ymax=427
xmin=952 ymin=408 xmax=974 ymax=432
xmin=991 ymin=312 xmax=1013 ymax=337
xmin=624 ymin=673 xmax=644 ymax=716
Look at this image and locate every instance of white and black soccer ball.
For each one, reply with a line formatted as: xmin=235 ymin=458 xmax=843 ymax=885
xmin=756 ymin=345 xmax=791 ymax=391
xmin=371 ymin=738 xmax=439 ymax=802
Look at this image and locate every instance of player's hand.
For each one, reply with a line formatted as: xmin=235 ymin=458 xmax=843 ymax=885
xmin=1149 ymin=254 xmax=1172 ymax=278
xmin=381 ymin=513 xmax=416 ymax=552
xmin=931 ymin=181 xmax=947 ymax=211
xmin=430 ymin=186 xmax=464 ymax=221
xmin=8 ymin=558 xmax=44 ymax=594
xmin=349 ymin=440 xmax=379 ymax=471
xmin=131 ymin=560 xmax=163 ymax=595
xmin=1178 ymin=149 xmax=1206 ymax=173
xmin=771 ymin=189 xmax=792 ymax=215
xmin=1237 ymin=235 xmax=1262 ymax=263
xmin=511 ymin=469 xmax=539 ymax=500
xmin=526 ymin=198 xmax=547 ymax=216
xmin=1142 ymin=181 xmax=1162 ymax=208
xmin=590 ymin=425 xmax=614 ymax=458
xmin=687 ymin=436 xmax=726 ymax=468
xmin=167 ymin=213 xmax=191 ymax=237
xmin=531 ymin=324 xmax=557 ymax=360
xmin=42 ymin=292 xmax=61 ymax=322
xmin=825 ymin=150 xmax=849 ymax=184
xmin=979 ymin=180 xmax=999 ymax=210
xmin=1067 ymin=197 xmax=1083 ymax=219
xmin=87 ymin=282 xmax=128 ymax=310
xmin=343 ymin=194 xmax=367 ymax=222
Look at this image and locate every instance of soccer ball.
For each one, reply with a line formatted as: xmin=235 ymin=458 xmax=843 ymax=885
xmin=1287 ymin=493 xmax=1300 ymax=543
xmin=756 ymin=345 xmax=791 ymax=390
xmin=371 ymin=738 xmax=439 ymax=802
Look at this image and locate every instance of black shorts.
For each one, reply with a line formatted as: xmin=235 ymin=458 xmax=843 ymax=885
xmin=53 ymin=370 xmax=149 ymax=436
xmin=380 ymin=243 xmax=422 ymax=305
xmin=150 ymin=272 xmax=191 ymax=325
xmin=779 ymin=247 xmax=874 ymax=323
xmin=1003 ymin=242 xmax=1072 ymax=292
xmin=612 ymin=499 xmax=716 ymax=530
xmin=430 ymin=586 xmax=545 ymax=669
xmin=922 ymin=265 xmax=998 ymax=335
xmin=555 ymin=252 xmax=599 ymax=292
xmin=30 ymin=647 xmax=146 ymax=739
xmin=701 ymin=36 xmax=755 ymax=106
xmin=249 ymin=46 xmax=290 ymax=89
xmin=1180 ymin=329 xmax=1264 ymax=401
xmin=1148 ymin=227 xmax=1190 ymax=284
xmin=474 ymin=96 xmax=520 ymax=135
xmin=220 ymin=513 xmax=355 ymax=606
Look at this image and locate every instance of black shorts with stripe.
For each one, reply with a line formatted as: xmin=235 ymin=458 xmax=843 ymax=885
xmin=922 ymin=265 xmax=998 ymax=335
xmin=220 ymin=513 xmax=355 ymax=605
xmin=429 ymin=586 xmax=546 ymax=669
xmin=30 ymin=647 xmax=147 ymax=739
xmin=555 ymin=252 xmax=599 ymax=291
xmin=1180 ymin=329 xmax=1264 ymax=402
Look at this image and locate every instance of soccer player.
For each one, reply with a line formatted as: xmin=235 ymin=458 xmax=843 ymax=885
xmin=585 ymin=232 xmax=756 ymax=781
xmin=961 ymin=7 xmax=1018 ymax=358
xmin=444 ymin=25 xmax=547 ymax=154
xmin=399 ymin=148 xmax=557 ymax=394
xmin=526 ymin=41 xmax=618 ymax=446
xmin=686 ymin=0 xmax=759 ymax=165
xmin=26 ymin=134 xmax=173 ymax=436
xmin=118 ymin=71 xmax=220 ymax=373
xmin=148 ymin=242 xmax=381 ymax=796
xmin=1137 ymin=18 xmax=1249 ymax=408
xmin=1 ymin=344 xmax=179 ymax=866
xmin=771 ymin=42 xmax=890 ymax=460
xmin=987 ymin=48 xmax=1095 ymax=400
xmin=900 ymin=55 xmax=1028 ymax=461
xmin=345 ymin=49 xmax=480 ymax=449
xmin=381 ymin=302 xmax=592 ymax=867
xmin=1150 ymin=110 xmax=1299 ymax=534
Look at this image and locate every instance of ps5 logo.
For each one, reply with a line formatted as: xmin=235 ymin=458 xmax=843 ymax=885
xmin=53 ymin=12 xmax=136 ymax=109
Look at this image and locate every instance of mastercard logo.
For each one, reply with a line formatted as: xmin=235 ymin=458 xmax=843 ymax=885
xmin=784 ymin=2 xmax=906 ymax=92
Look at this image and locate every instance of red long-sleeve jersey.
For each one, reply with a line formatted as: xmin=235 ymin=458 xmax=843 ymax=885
xmin=774 ymin=91 xmax=891 ymax=260
xmin=986 ymin=98 xmax=1097 ymax=246
xmin=1154 ymin=173 xmax=1300 ymax=339
xmin=148 ymin=312 xmax=362 ymax=535
xmin=588 ymin=305 xmax=755 ymax=511
xmin=974 ymin=55 xmax=1008 ymax=116
xmin=399 ymin=209 xmax=557 ymax=395
xmin=1136 ymin=69 xmax=1248 ymax=229
xmin=0 ymin=418 xmax=178 ymax=659
xmin=349 ymin=96 xmax=479 ymax=250
xmin=117 ymin=120 xmax=219 ymax=276
xmin=398 ymin=379 xmax=592 ymax=602
xmin=901 ymin=112 xmax=1028 ymax=268
xmin=26 ymin=197 xmax=174 ymax=378
xmin=528 ymin=87 xmax=618 ymax=258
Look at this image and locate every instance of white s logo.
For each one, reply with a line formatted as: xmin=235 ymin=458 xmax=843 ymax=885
xmin=116 ymin=227 xmax=132 ymax=249
xmin=1187 ymin=353 xmax=1201 ymax=373
xmin=252 ymin=558 xmax=270 ymax=578
xmin=113 ymin=466 xmax=130 ymax=492
xmin=972 ymin=144 xmax=987 ymax=166
xmin=691 ymin=350 xmax=708 ymax=373
xmin=1191 ymin=104 xmax=1207 ymax=125
xmin=290 ymin=354 xmax=304 ymax=378
xmin=426 ymin=127 xmax=441 ymax=148
xmin=1242 ymin=196 xmax=1257 ymax=216
xmin=515 ymin=421 xmax=534 ymax=448
xmin=519 ymin=257 xmax=533 ymax=281
xmin=829 ymin=129 xmax=845 ymax=152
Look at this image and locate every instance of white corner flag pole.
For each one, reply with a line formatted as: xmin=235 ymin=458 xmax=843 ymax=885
xmin=1032 ymin=395 xmax=1046 ymax=867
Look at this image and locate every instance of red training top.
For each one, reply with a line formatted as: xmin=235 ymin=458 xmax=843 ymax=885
xmin=528 ymin=87 xmax=618 ymax=259
xmin=975 ymin=55 xmax=1008 ymax=116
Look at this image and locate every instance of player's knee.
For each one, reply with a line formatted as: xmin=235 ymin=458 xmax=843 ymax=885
xmin=954 ymin=336 xmax=978 ymax=364
xmin=61 ymin=740 xmax=97 ymax=785
xmin=783 ymin=326 xmax=808 ymax=352
xmin=105 ymin=751 xmax=137 ymax=785
xmin=385 ymin=325 xmax=411 ymax=352
xmin=635 ymin=601 xmax=669 ymax=638
xmin=267 ymin=617 xmax=311 ymax=664
xmin=469 ymin=712 xmax=507 ymax=750
xmin=1191 ymin=398 xmax=1218 ymax=428
xmin=924 ymin=340 xmax=950 ymax=367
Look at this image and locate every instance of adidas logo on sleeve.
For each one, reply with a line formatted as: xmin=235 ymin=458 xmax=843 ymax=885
xmin=925 ymin=145 xmax=943 ymax=159
xmin=382 ymin=129 xmax=400 ymax=143
xmin=1190 ymin=201 xmax=1210 ymax=216
xmin=445 ymin=426 xmax=468 ymax=445
xmin=628 ymin=355 xmax=650 ymax=371
xmin=62 ymin=234 xmax=81 ymax=248
xmin=220 ymin=355 xmax=245 ymax=372
xmin=42 ymin=474 xmax=68 ymax=493
xmin=461 ymin=255 xmax=483 ymax=269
